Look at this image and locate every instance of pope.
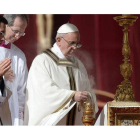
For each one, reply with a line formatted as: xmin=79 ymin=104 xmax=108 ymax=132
xmin=24 ymin=23 xmax=98 ymax=125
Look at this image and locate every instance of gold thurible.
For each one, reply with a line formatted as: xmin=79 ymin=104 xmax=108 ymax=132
xmin=114 ymin=15 xmax=138 ymax=101
xmin=82 ymin=98 xmax=95 ymax=126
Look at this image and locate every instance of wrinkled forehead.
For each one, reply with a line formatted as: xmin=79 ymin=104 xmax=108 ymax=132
xmin=64 ymin=31 xmax=80 ymax=41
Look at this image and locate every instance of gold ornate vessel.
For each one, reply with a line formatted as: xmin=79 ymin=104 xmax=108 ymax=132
xmin=82 ymin=101 xmax=95 ymax=126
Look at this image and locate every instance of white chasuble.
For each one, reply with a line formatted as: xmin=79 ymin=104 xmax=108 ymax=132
xmin=24 ymin=44 xmax=98 ymax=125
xmin=0 ymin=42 xmax=28 ymax=125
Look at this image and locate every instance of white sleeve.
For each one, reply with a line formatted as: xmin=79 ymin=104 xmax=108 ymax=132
xmin=17 ymin=58 xmax=28 ymax=124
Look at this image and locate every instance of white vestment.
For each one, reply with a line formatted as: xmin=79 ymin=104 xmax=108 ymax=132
xmin=94 ymin=104 xmax=108 ymax=125
xmin=0 ymin=41 xmax=28 ymax=125
xmin=24 ymin=43 xmax=98 ymax=125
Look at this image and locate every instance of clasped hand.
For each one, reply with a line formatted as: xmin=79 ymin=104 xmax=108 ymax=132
xmin=0 ymin=58 xmax=11 ymax=78
xmin=4 ymin=69 xmax=15 ymax=82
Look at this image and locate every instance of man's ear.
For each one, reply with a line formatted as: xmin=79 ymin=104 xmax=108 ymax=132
xmin=56 ymin=37 xmax=61 ymax=42
xmin=56 ymin=37 xmax=61 ymax=46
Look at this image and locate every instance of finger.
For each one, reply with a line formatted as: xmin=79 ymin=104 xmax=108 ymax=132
xmin=5 ymin=69 xmax=13 ymax=75
xmin=0 ymin=59 xmax=11 ymax=69
xmin=83 ymin=98 xmax=87 ymax=102
xmin=3 ymin=66 xmax=11 ymax=74
xmin=80 ymin=98 xmax=87 ymax=102
xmin=81 ymin=91 xmax=89 ymax=96
xmin=6 ymin=75 xmax=14 ymax=82
xmin=10 ymin=75 xmax=14 ymax=80
xmin=7 ymin=70 xmax=13 ymax=74
xmin=81 ymin=94 xmax=89 ymax=99
xmin=0 ymin=58 xmax=11 ymax=65
xmin=5 ymin=71 xmax=11 ymax=75
xmin=11 ymin=74 xmax=15 ymax=78
xmin=81 ymin=95 xmax=88 ymax=100
xmin=10 ymin=75 xmax=15 ymax=79
xmin=3 ymin=61 xmax=11 ymax=69
xmin=9 ymin=69 xmax=14 ymax=73
xmin=0 ymin=58 xmax=9 ymax=64
xmin=9 ymin=78 xmax=13 ymax=82
xmin=9 ymin=71 xmax=15 ymax=77
xmin=8 ymin=72 xmax=15 ymax=78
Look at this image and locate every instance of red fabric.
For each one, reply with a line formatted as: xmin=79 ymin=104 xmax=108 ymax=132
xmin=15 ymin=14 xmax=37 ymax=68
xmin=69 ymin=14 xmax=140 ymax=115
xmin=70 ymin=15 xmax=122 ymax=94
xmin=0 ymin=41 xmax=11 ymax=49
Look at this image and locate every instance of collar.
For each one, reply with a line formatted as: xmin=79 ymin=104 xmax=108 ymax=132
xmin=0 ymin=40 xmax=11 ymax=49
xmin=51 ymin=43 xmax=66 ymax=59
xmin=51 ymin=43 xmax=75 ymax=62
xmin=44 ymin=45 xmax=78 ymax=68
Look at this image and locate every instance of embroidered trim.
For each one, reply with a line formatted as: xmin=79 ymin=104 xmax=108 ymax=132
xmin=53 ymin=92 xmax=76 ymax=113
xmin=66 ymin=67 xmax=76 ymax=90
xmin=44 ymin=49 xmax=78 ymax=68
xmin=66 ymin=67 xmax=77 ymax=125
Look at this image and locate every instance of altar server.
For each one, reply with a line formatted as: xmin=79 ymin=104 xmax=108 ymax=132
xmin=0 ymin=14 xmax=29 ymax=125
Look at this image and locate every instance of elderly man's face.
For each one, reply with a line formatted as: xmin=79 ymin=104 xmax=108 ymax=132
xmin=57 ymin=32 xmax=80 ymax=59
xmin=4 ymin=17 xmax=27 ymax=43
xmin=0 ymin=22 xmax=6 ymax=44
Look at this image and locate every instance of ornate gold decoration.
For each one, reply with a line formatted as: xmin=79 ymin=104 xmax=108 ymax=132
xmin=82 ymin=100 xmax=95 ymax=126
xmin=107 ymin=102 xmax=140 ymax=126
xmin=108 ymin=101 xmax=140 ymax=107
xmin=52 ymin=92 xmax=75 ymax=113
xmin=114 ymin=15 xmax=138 ymax=101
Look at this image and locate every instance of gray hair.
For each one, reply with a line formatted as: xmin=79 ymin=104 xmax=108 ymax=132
xmin=55 ymin=33 xmax=67 ymax=40
xmin=3 ymin=14 xmax=29 ymax=26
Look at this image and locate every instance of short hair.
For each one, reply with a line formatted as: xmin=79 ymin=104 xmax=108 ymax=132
xmin=3 ymin=14 xmax=29 ymax=26
xmin=0 ymin=16 xmax=8 ymax=24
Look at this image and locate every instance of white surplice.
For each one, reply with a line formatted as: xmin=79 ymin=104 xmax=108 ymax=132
xmin=24 ymin=43 xmax=98 ymax=125
xmin=0 ymin=41 xmax=28 ymax=125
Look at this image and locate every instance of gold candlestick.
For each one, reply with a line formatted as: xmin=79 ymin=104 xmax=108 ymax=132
xmin=107 ymin=15 xmax=140 ymax=126
xmin=114 ymin=15 xmax=138 ymax=101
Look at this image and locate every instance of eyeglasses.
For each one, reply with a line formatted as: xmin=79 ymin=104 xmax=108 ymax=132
xmin=8 ymin=25 xmax=25 ymax=36
xmin=61 ymin=37 xmax=82 ymax=48
xmin=0 ymin=31 xmax=5 ymax=37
